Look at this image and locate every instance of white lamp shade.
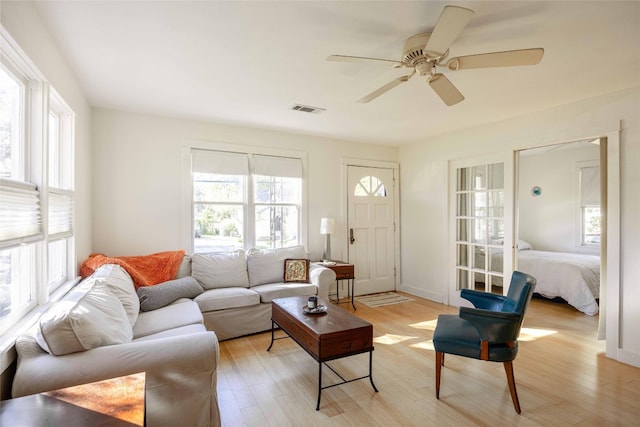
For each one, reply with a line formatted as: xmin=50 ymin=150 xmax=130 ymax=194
xmin=320 ymin=218 xmax=335 ymax=235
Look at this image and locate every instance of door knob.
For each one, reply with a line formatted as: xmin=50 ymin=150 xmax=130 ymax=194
xmin=350 ymin=228 xmax=355 ymax=244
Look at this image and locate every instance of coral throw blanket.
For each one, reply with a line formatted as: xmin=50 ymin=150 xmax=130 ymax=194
xmin=80 ymin=250 xmax=186 ymax=289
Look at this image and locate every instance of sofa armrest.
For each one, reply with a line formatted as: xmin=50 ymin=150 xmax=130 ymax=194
xmin=309 ymin=264 xmax=336 ymax=298
xmin=13 ymin=331 xmax=218 ymax=396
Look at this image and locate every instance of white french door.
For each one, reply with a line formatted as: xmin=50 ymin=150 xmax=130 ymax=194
xmin=449 ymin=155 xmax=514 ymax=306
xmin=347 ymin=165 xmax=397 ymax=295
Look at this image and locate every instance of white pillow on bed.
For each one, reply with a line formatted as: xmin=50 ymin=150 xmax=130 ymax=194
xmin=518 ymin=239 xmax=533 ymax=250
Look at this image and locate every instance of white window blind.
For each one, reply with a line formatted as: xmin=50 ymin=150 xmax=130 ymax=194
xmin=192 ymin=149 xmax=249 ymax=175
xmin=48 ymin=189 xmax=73 ymax=237
xmin=580 ymin=166 xmax=600 ymax=205
xmin=0 ymin=179 xmax=42 ymax=248
xmin=252 ymin=155 xmax=302 ymax=178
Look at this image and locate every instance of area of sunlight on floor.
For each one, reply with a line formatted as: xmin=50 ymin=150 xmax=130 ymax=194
xmin=373 ymin=334 xmax=418 ymax=345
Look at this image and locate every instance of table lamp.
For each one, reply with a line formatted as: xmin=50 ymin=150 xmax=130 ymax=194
xmin=320 ymin=217 xmax=335 ymax=261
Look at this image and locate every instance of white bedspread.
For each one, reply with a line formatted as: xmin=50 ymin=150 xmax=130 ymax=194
xmin=517 ymin=250 xmax=600 ymax=316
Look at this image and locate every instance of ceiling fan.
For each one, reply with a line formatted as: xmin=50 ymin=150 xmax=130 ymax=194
xmin=327 ymin=5 xmax=544 ymax=106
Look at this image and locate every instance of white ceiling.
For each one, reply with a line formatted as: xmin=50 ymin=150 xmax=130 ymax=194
xmin=34 ymin=1 xmax=640 ymax=145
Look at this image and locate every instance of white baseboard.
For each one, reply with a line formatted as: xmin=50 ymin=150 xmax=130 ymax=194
xmin=399 ymin=284 xmax=447 ymax=304
xmin=616 ymin=348 xmax=640 ymax=368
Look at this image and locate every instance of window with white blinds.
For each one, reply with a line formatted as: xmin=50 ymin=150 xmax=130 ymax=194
xmin=191 ymin=149 xmax=304 ymax=253
xmin=47 ymin=89 xmax=75 ymax=290
xmin=1 ymin=26 xmax=76 ymax=334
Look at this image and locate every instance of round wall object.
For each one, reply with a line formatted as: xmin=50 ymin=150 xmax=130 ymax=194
xmin=531 ymin=186 xmax=542 ymax=196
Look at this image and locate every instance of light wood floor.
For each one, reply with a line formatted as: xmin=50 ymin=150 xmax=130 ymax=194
xmin=217 ymin=294 xmax=639 ymax=426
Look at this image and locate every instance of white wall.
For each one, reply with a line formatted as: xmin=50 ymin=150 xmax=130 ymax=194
xmin=91 ymin=109 xmax=399 ymax=260
xmin=518 ymin=143 xmax=600 ymax=253
xmin=1 ymin=2 xmax=93 ymax=270
xmin=399 ymin=87 xmax=640 ymax=366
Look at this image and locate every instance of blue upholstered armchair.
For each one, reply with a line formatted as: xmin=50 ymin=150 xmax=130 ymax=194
xmin=432 ymin=271 xmax=536 ymax=413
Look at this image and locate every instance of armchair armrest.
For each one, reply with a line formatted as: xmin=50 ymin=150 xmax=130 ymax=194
xmin=461 ymin=289 xmax=507 ymax=311
xmin=309 ymin=264 xmax=336 ymax=298
xmin=459 ymin=307 xmax=521 ymax=343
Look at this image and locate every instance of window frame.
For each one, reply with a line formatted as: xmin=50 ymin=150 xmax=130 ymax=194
xmin=46 ymin=89 xmax=75 ymax=292
xmin=183 ymin=141 xmax=308 ymax=254
xmin=0 ymin=26 xmax=77 ymax=338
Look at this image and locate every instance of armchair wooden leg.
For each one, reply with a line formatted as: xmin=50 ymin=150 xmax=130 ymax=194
xmin=503 ymin=361 xmax=521 ymax=414
xmin=435 ymin=352 xmax=444 ymax=399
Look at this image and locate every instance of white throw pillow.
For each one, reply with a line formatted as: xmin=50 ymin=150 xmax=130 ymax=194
xmin=246 ymin=245 xmax=306 ymax=286
xmin=191 ymin=250 xmax=250 ymax=289
xmin=93 ymin=264 xmax=140 ymax=326
xmin=517 ymin=239 xmax=533 ymax=251
xmin=36 ymin=282 xmax=133 ymax=356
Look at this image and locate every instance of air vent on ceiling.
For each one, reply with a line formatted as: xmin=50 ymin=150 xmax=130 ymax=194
xmin=291 ymin=104 xmax=325 ymax=114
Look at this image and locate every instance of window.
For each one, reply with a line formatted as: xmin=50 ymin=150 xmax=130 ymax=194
xmin=0 ymin=27 xmax=75 ymax=335
xmin=47 ymin=90 xmax=74 ymax=291
xmin=579 ymin=165 xmax=600 ymax=246
xmin=191 ymin=149 xmax=303 ymax=253
xmin=354 ymin=176 xmax=387 ymax=197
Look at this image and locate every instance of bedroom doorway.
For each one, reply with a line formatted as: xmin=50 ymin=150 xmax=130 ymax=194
xmin=515 ymin=138 xmax=604 ymax=317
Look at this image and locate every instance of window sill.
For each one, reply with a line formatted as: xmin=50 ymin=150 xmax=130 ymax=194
xmin=0 ymin=276 xmax=81 ymax=372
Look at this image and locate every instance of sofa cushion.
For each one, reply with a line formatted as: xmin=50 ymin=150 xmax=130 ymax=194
xmin=191 ymin=251 xmax=249 ymax=289
xmin=132 ymin=323 xmax=207 ymax=342
xmin=194 ymin=287 xmax=261 ymax=312
xmin=175 ymin=254 xmax=191 ymax=278
xmin=36 ymin=282 xmax=133 ymax=356
xmin=246 ymin=245 xmax=306 ymax=286
xmin=93 ymin=264 xmax=140 ymax=326
xmin=251 ymin=282 xmax=317 ymax=303
xmin=132 ymin=299 xmax=203 ymax=339
xmin=137 ymin=276 xmax=204 ymax=312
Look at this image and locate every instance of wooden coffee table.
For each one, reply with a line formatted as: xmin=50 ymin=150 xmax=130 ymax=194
xmin=267 ymin=296 xmax=378 ymax=410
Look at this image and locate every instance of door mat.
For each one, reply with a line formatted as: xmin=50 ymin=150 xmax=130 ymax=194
xmin=355 ymin=292 xmax=415 ymax=308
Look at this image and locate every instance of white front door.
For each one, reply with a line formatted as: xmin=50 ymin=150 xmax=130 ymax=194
xmin=347 ymin=166 xmax=396 ymax=295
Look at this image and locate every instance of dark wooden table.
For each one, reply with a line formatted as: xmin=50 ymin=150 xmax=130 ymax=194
xmin=267 ymin=296 xmax=377 ymax=410
xmin=315 ymin=261 xmax=356 ymax=310
xmin=1 ymin=373 xmax=145 ymax=426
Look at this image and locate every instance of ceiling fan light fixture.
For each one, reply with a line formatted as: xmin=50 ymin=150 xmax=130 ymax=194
xmin=326 ymin=4 xmax=544 ymax=106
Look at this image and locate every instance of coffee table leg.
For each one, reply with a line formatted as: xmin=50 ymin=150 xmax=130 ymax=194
xmin=316 ymin=362 xmax=322 ymax=410
xmin=267 ymin=320 xmax=275 ymax=352
xmin=369 ymin=350 xmax=378 ymax=392
xmin=351 ymin=278 xmax=356 ymax=311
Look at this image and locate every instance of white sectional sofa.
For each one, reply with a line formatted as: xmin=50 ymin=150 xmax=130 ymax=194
xmin=11 ymin=244 xmax=335 ymax=426
xmin=12 ymin=263 xmax=221 ymax=427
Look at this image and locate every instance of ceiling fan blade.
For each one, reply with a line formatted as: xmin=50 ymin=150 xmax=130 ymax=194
xmin=424 ymin=6 xmax=474 ymax=56
xmin=357 ymin=72 xmax=415 ymax=103
xmin=327 ymin=54 xmax=404 ymax=67
xmin=428 ymin=73 xmax=464 ymax=106
xmin=447 ymin=48 xmax=544 ymax=70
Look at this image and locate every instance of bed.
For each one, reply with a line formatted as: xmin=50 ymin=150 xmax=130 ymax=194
xmin=478 ymin=241 xmax=601 ymax=316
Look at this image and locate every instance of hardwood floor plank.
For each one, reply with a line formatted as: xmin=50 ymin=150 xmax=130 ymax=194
xmin=217 ymin=294 xmax=639 ymax=426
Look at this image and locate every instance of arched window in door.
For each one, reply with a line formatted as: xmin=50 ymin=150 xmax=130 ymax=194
xmin=354 ymin=176 xmax=387 ymax=197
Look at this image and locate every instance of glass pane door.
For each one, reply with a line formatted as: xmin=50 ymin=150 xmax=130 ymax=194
xmin=454 ymin=162 xmax=505 ymax=294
